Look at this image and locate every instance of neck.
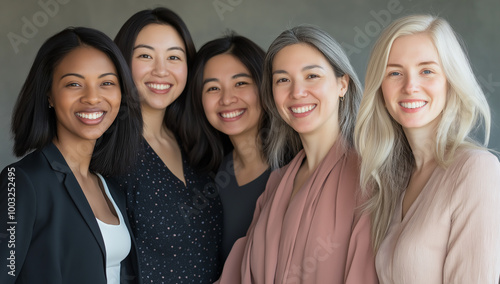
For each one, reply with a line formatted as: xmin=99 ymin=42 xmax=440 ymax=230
xmin=230 ymin=131 xmax=266 ymax=170
xmin=300 ymin=128 xmax=340 ymax=172
xmin=53 ymin=138 xmax=95 ymax=177
xmin=404 ymin=127 xmax=437 ymax=170
xmin=142 ymin=105 xmax=168 ymax=139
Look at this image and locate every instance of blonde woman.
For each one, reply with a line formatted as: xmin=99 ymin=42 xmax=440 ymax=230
xmin=355 ymin=14 xmax=500 ymax=283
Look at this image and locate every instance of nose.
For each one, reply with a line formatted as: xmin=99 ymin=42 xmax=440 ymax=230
xmin=290 ymin=81 xmax=307 ymax=99
xmin=81 ymin=86 xmax=102 ymax=105
xmin=152 ymin=58 xmax=170 ymax=77
xmin=404 ymin=73 xmax=419 ymax=95
xmin=219 ymin=89 xmax=237 ymax=105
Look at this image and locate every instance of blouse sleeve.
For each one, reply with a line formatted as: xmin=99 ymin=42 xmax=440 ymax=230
xmin=444 ymin=151 xmax=500 ymax=283
xmin=0 ymin=166 xmax=36 ymax=284
xmin=344 ymin=206 xmax=379 ymax=283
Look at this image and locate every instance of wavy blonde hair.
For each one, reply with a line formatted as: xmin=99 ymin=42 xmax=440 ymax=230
xmin=354 ymin=14 xmax=491 ymax=251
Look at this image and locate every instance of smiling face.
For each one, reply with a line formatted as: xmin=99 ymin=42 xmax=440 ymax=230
xmin=381 ymin=33 xmax=448 ymax=135
xmin=131 ymin=24 xmax=188 ymax=112
xmin=49 ymin=46 xmax=121 ymax=144
xmin=272 ymin=43 xmax=348 ymax=137
xmin=202 ymin=53 xmax=262 ymax=139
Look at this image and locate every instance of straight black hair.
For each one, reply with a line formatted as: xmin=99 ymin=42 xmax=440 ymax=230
xmin=114 ymin=7 xmax=196 ymax=138
xmin=180 ymin=32 xmax=269 ymax=173
xmin=11 ymin=27 xmax=143 ymax=176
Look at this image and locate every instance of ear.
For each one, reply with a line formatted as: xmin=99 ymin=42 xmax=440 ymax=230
xmin=339 ymin=74 xmax=349 ymax=97
xmin=47 ymin=92 xmax=54 ymax=108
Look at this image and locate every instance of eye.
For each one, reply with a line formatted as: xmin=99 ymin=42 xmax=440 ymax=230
xmin=168 ymin=55 xmax=181 ymax=60
xmin=275 ymin=78 xmax=289 ymax=84
xmin=138 ymin=54 xmax=152 ymax=59
xmin=235 ymin=81 xmax=249 ymax=87
xmin=422 ymin=69 xmax=433 ymax=75
xmin=66 ymin=82 xmax=81 ymax=87
xmin=102 ymin=81 xmax=116 ymax=86
xmin=388 ymin=71 xmax=401 ymax=76
xmin=307 ymin=74 xmax=319 ymax=79
xmin=206 ymin=86 xmax=219 ymax=92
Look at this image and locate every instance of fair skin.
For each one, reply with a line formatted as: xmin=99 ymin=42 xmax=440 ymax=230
xmin=272 ymin=43 xmax=348 ymax=199
xmin=49 ymin=46 xmax=121 ymax=224
xmin=382 ymin=33 xmax=448 ymax=218
xmin=202 ymin=53 xmax=268 ymax=186
xmin=131 ymin=24 xmax=188 ymax=184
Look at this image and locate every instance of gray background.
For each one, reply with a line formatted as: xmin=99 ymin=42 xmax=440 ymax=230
xmin=1 ymin=0 xmax=499 ymax=169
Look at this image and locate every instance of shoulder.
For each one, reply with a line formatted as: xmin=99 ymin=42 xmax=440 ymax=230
xmin=449 ymin=148 xmax=500 ymax=175
xmin=445 ymin=148 xmax=500 ymax=199
xmin=2 ymin=150 xmax=50 ymax=179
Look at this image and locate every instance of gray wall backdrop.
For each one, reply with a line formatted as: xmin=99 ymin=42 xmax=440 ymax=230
xmin=1 ymin=0 xmax=499 ymax=169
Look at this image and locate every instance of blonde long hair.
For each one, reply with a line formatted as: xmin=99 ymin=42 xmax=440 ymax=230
xmin=354 ymin=14 xmax=491 ymax=250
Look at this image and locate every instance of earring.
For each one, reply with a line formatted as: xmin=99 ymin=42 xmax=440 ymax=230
xmin=48 ymin=104 xmax=53 ymax=109
xmin=340 ymin=96 xmax=344 ymax=102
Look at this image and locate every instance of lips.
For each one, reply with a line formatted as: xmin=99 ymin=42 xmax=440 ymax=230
xmin=75 ymin=111 xmax=106 ymax=125
xmin=146 ymin=83 xmax=172 ymax=92
xmin=290 ymin=104 xmax=316 ymax=114
xmin=399 ymin=101 xmax=427 ymax=109
xmin=219 ymin=109 xmax=245 ymax=119
xmin=76 ymin=111 xmax=104 ymax=120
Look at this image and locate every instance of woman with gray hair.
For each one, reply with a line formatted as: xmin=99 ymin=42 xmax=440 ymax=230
xmin=355 ymin=14 xmax=500 ymax=283
xmin=216 ymin=25 xmax=377 ymax=284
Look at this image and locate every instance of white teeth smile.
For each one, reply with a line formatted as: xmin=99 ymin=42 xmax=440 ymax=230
xmin=146 ymin=83 xmax=171 ymax=90
xmin=220 ymin=110 xmax=245 ymax=118
xmin=291 ymin=105 xmax=316 ymax=114
xmin=400 ymin=101 xmax=427 ymax=109
xmin=76 ymin=112 xmax=104 ymax=120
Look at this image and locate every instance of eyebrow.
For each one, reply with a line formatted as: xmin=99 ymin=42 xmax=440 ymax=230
xmin=272 ymin=64 xmax=324 ymax=75
xmin=203 ymin=73 xmax=252 ymax=85
xmin=133 ymin=44 xmax=185 ymax=53
xmin=60 ymin=72 xmax=118 ymax=79
xmin=386 ymin=61 xmax=439 ymax=68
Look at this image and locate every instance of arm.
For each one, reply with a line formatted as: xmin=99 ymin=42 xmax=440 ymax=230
xmin=0 ymin=166 xmax=36 ymax=283
xmin=444 ymin=151 xmax=500 ymax=283
xmin=344 ymin=210 xmax=379 ymax=284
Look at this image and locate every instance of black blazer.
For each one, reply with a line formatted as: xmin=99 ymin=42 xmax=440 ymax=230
xmin=0 ymin=143 xmax=141 ymax=284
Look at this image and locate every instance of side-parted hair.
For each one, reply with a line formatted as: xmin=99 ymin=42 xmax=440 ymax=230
xmin=12 ymin=27 xmax=143 ymax=176
xmin=114 ymin=7 xmax=196 ymax=137
xmin=354 ymin=14 xmax=491 ymax=251
xmin=262 ymin=25 xmax=363 ymax=169
xmin=181 ymin=32 xmax=268 ymax=173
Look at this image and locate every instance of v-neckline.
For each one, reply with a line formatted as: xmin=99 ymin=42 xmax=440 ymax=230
xmin=399 ymin=166 xmax=439 ymax=222
xmin=143 ymin=137 xmax=187 ymax=188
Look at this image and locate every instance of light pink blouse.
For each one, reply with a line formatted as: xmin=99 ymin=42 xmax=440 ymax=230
xmin=217 ymin=140 xmax=378 ymax=284
xmin=376 ymin=148 xmax=500 ymax=283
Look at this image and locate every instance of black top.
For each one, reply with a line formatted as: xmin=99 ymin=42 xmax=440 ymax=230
xmin=0 ymin=143 xmax=140 ymax=284
xmin=116 ymin=138 xmax=223 ymax=283
xmin=216 ymin=152 xmax=271 ymax=262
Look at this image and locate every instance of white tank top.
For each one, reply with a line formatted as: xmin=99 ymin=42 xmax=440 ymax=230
xmin=96 ymin=174 xmax=131 ymax=284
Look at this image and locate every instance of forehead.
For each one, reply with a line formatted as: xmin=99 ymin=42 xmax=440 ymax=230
xmin=204 ymin=53 xmax=249 ymax=77
xmin=135 ymin=24 xmax=185 ymax=48
xmin=272 ymin=43 xmax=329 ymax=70
xmin=388 ymin=33 xmax=440 ymax=63
xmin=54 ymin=46 xmax=116 ymax=75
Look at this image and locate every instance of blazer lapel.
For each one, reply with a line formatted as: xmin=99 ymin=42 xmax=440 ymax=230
xmin=41 ymin=143 xmax=107 ymax=260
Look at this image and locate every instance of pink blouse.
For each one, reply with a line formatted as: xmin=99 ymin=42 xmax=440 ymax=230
xmin=217 ymin=140 xmax=378 ymax=284
xmin=376 ymin=148 xmax=500 ymax=283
